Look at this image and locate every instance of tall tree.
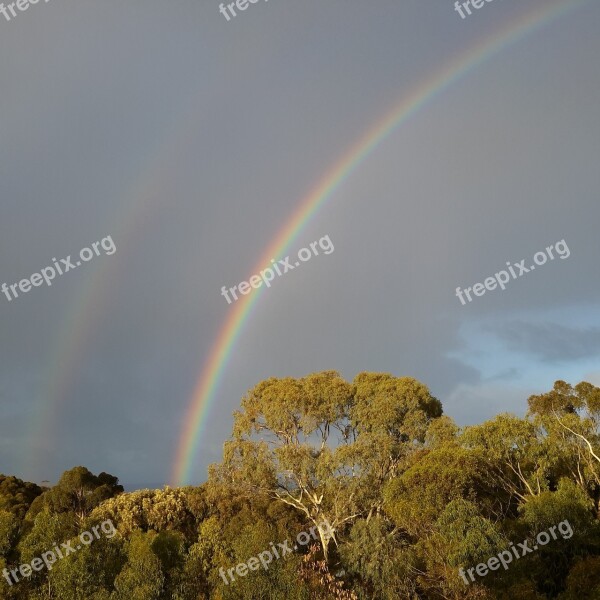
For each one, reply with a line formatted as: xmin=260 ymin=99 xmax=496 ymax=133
xmin=461 ymin=414 xmax=547 ymax=510
xmin=42 ymin=467 xmax=123 ymax=524
xmin=528 ymin=380 xmax=600 ymax=510
xmin=211 ymin=371 xmax=442 ymax=561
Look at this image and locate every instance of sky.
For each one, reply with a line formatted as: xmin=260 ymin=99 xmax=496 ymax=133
xmin=0 ymin=0 xmax=598 ymax=488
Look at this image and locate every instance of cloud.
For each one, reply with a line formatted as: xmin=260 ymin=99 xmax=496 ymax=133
xmin=489 ymin=321 xmax=600 ymax=363
xmin=445 ymin=382 xmax=538 ymax=427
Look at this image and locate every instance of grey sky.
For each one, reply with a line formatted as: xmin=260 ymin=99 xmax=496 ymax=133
xmin=0 ymin=0 xmax=598 ymax=487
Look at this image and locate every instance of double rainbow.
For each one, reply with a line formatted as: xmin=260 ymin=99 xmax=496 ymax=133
xmin=19 ymin=0 xmax=587 ymax=486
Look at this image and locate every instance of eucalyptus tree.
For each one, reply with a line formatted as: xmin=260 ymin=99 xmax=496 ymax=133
xmin=210 ymin=371 xmax=443 ymax=561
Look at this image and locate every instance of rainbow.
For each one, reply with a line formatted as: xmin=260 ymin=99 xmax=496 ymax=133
xmin=172 ymin=0 xmax=589 ymax=486
xmin=22 ymin=108 xmax=204 ymax=480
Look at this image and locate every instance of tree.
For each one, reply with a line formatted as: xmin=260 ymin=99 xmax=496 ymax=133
xmin=47 ymin=531 xmax=124 ymax=600
xmin=383 ymin=443 xmax=498 ymax=536
xmin=18 ymin=511 xmax=77 ymax=597
xmin=559 ymin=557 xmax=600 ymax=599
xmin=42 ymin=467 xmax=123 ymax=524
xmin=422 ymin=499 xmax=506 ymax=598
xmin=2 ymin=375 xmax=600 ymax=599
xmin=517 ymin=479 xmax=600 ymax=597
xmin=0 ymin=510 xmax=19 ymax=559
xmin=0 ymin=475 xmax=42 ymax=520
xmin=90 ymin=487 xmax=197 ymax=540
xmin=528 ymin=380 xmax=600 ymax=510
xmin=340 ymin=516 xmax=416 ymax=600
xmin=461 ymin=414 xmax=548 ymax=510
xmin=211 ymin=371 xmax=442 ymax=562
xmin=112 ymin=531 xmax=164 ymax=600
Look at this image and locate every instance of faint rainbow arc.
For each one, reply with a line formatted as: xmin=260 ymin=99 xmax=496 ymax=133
xmin=173 ymin=0 xmax=589 ymax=486
xmin=22 ymin=112 xmax=202 ymax=481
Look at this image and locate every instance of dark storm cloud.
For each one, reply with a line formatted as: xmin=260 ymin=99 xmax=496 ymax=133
xmin=490 ymin=321 xmax=600 ymax=363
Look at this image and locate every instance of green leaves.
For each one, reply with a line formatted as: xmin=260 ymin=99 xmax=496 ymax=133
xmin=0 ymin=475 xmax=42 ymax=520
xmin=41 ymin=467 xmax=123 ymax=523
xmin=3 ymin=376 xmax=600 ymax=599
xmin=215 ymin=371 xmax=445 ymax=564
xmin=112 ymin=532 xmax=164 ymax=600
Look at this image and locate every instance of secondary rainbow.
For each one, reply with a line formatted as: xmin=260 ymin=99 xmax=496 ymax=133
xmin=172 ymin=0 xmax=588 ymax=486
xmin=22 ymin=108 xmax=204 ymax=480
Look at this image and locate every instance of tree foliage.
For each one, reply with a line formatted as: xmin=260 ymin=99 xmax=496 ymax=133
xmin=1 ymin=374 xmax=599 ymax=599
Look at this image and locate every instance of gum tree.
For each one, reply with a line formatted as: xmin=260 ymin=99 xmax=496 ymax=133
xmin=210 ymin=371 xmax=443 ymax=561
xmin=39 ymin=467 xmax=123 ymax=525
xmin=528 ymin=380 xmax=600 ymax=509
xmin=461 ymin=414 xmax=548 ymax=510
